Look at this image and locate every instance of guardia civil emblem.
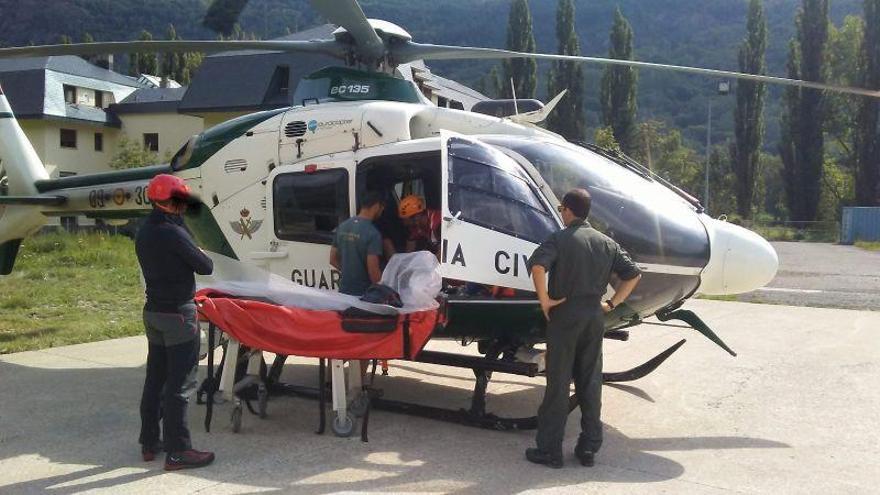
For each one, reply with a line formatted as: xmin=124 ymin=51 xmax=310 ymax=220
xmin=230 ymin=208 xmax=263 ymax=240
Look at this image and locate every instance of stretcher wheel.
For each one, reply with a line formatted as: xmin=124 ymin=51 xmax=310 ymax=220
xmin=231 ymin=405 xmax=243 ymax=433
xmin=350 ymin=393 xmax=369 ymax=418
xmin=257 ymin=385 xmax=268 ymax=419
xmin=331 ymin=413 xmax=355 ymax=437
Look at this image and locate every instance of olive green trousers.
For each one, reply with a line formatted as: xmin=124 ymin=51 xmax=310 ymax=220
xmin=535 ymin=299 xmax=604 ymax=455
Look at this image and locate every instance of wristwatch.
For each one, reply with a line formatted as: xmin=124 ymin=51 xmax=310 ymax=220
xmin=605 ymin=299 xmax=615 ymax=309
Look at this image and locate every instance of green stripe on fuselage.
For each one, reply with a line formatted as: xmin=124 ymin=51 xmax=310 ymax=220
xmin=175 ymin=108 xmax=288 ymax=172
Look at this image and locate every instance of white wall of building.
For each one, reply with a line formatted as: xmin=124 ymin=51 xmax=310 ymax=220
xmin=118 ymin=112 xmax=204 ymax=160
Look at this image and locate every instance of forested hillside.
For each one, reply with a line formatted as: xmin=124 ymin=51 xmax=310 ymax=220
xmin=0 ymin=0 xmax=863 ymax=146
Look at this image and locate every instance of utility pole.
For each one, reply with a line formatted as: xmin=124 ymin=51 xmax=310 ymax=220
xmin=705 ymin=80 xmax=731 ymax=214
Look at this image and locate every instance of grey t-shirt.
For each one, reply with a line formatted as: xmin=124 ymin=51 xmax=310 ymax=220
xmin=333 ymin=216 xmax=383 ymax=296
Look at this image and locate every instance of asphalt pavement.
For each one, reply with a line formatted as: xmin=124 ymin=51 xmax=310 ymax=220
xmin=1 ymin=299 xmax=878 ymax=494
xmin=734 ymin=242 xmax=880 ymax=311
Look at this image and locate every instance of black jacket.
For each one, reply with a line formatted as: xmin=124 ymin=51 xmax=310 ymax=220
xmin=136 ymin=209 xmax=213 ymax=312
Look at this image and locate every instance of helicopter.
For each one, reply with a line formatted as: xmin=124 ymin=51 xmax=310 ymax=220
xmin=1 ymin=0 xmax=876 ymax=431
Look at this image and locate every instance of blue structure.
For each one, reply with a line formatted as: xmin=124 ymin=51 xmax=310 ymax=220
xmin=840 ymin=207 xmax=880 ymax=244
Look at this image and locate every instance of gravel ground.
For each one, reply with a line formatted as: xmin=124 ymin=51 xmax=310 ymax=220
xmin=733 ymin=242 xmax=880 ymax=311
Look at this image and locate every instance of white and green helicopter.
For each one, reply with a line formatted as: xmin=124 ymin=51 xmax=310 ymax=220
xmin=1 ymin=0 xmax=876 ymax=429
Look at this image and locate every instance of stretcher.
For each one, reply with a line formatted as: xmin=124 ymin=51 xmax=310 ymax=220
xmin=195 ymin=290 xmax=440 ymax=439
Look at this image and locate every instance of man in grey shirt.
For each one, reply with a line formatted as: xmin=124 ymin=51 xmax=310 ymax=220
xmin=526 ymin=188 xmax=642 ymax=468
xmin=330 ymin=191 xmax=385 ymax=296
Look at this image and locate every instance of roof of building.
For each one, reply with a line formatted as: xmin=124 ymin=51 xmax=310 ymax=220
xmin=0 ymin=56 xmax=141 ymax=87
xmin=0 ymin=56 xmax=143 ymax=125
xmin=111 ymin=87 xmax=187 ymax=114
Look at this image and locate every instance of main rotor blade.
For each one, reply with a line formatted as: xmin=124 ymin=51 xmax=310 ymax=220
xmin=310 ymin=0 xmax=384 ymax=59
xmin=394 ymin=43 xmax=880 ymax=99
xmin=0 ymin=40 xmax=344 ymax=59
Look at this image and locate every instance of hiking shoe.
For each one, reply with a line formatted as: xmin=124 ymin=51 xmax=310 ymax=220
xmin=574 ymin=438 xmax=596 ymax=467
xmin=141 ymin=441 xmax=164 ymax=462
xmin=575 ymin=449 xmax=595 ymax=467
xmin=525 ymin=448 xmax=563 ymax=469
xmin=164 ymin=449 xmax=215 ymax=471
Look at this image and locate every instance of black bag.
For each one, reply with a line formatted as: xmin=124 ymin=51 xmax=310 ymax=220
xmin=359 ymin=284 xmax=404 ymax=308
xmin=340 ymin=307 xmax=399 ymax=333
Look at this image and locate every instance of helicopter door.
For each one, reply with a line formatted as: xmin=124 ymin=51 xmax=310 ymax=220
xmin=440 ymin=133 xmax=561 ymax=291
xmin=265 ymin=164 xmax=352 ymax=291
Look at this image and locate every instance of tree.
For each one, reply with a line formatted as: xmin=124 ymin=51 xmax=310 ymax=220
xmin=502 ymin=0 xmax=537 ymax=99
xmin=132 ymin=30 xmax=158 ymax=76
xmin=57 ymin=35 xmax=72 ymax=45
xmin=779 ymin=0 xmax=829 ymax=221
xmin=855 ymin=0 xmax=880 ymax=205
xmin=109 ymin=136 xmax=161 ymax=170
xmin=594 ymin=127 xmax=620 ymax=152
xmin=546 ymin=0 xmax=586 ymax=142
xmin=163 ymin=24 xmax=180 ymax=85
xmin=825 ymin=16 xmax=864 ymax=214
xmin=203 ymin=0 xmax=250 ymax=36
xmin=730 ymin=0 xmax=768 ymax=219
xmin=600 ymin=8 xmax=637 ymax=154
xmin=632 ymin=120 xmax=703 ymax=197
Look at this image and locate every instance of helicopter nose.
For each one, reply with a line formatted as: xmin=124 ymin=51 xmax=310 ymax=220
xmin=698 ymin=217 xmax=779 ymax=295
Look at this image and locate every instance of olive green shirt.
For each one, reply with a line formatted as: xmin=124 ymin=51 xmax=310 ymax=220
xmin=528 ymin=220 xmax=640 ymax=301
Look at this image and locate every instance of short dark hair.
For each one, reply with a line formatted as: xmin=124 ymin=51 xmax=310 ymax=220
xmin=562 ymin=188 xmax=591 ymax=219
xmin=359 ymin=190 xmax=386 ymax=210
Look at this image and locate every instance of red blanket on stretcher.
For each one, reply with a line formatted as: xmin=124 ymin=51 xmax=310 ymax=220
xmin=194 ymin=290 xmax=439 ymax=360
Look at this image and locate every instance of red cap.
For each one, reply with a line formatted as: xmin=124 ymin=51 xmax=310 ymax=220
xmin=147 ymin=174 xmax=191 ymax=202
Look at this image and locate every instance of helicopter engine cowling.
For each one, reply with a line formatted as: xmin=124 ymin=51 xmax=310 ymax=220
xmin=697 ymin=216 xmax=779 ymax=295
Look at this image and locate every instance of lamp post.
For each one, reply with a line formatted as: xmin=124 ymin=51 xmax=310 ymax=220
xmin=705 ymin=80 xmax=731 ymax=214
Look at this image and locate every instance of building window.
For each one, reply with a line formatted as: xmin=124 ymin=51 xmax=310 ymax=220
xmin=63 ymin=85 xmax=77 ymax=104
xmin=94 ymin=132 xmax=103 ymax=152
xmin=273 ymin=169 xmax=349 ymax=244
xmin=60 ymin=129 xmax=77 ymax=149
xmin=94 ymin=91 xmax=104 ymax=108
xmin=143 ymin=133 xmax=159 ymax=152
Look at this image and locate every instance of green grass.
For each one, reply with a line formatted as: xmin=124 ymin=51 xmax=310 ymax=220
xmin=752 ymin=225 xmax=839 ymax=243
xmin=0 ymin=232 xmax=144 ymax=354
xmin=695 ymin=294 xmax=740 ymax=302
xmin=855 ymin=241 xmax=880 ymax=252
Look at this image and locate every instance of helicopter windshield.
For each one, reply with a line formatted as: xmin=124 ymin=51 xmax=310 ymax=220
xmin=484 ymin=137 xmax=710 ymax=268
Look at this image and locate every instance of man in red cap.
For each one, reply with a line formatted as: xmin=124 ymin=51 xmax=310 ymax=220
xmin=135 ymin=174 xmax=215 ymax=470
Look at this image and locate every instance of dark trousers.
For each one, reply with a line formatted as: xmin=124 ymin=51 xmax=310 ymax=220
xmin=139 ymin=303 xmax=199 ymax=453
xmin=536 ymin=299 xmax=605 ymax=455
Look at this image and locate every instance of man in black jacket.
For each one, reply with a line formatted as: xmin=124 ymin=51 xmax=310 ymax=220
xmin=135 ymin=174 xmax=215 ymax=471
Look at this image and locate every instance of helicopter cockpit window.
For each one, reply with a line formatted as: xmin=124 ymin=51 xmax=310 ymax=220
xmin=273 ymin=169 xmax=349 ymax=244
xmin=447 ymin=137 xmax=556 ymax=244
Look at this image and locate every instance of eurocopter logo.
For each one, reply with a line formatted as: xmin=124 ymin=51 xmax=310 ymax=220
xmin=307 ymin=118 xmax=353 ymax=134
xmin=230 ymin=208 xmax=263 ymax=240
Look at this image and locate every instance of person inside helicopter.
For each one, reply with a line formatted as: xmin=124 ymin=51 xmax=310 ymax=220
xmin=397 ymin=194 xmax=442 ymax=258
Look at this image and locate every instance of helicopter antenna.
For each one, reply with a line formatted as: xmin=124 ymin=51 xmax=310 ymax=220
xmin=510 ymin=78 xmax=519 ymax=116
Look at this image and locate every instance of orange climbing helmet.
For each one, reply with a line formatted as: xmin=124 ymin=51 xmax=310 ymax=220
xmin=398 ymin=195 xmax=426 ymax=219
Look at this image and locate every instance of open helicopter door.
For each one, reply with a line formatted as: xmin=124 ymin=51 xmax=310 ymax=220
xmin=439 ymin=131 xmax=562 ymax=292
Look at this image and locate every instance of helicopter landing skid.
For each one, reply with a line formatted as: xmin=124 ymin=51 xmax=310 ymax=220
xmin=200 ymin=335 xmax=688 ymax=435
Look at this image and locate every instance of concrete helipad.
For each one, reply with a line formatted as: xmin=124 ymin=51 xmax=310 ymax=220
xmin=1 ymin=299 xmax=878 ymax=494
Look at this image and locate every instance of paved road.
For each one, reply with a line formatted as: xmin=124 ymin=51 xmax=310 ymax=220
xmin=1 ymin=299 xmax=879 ymax=494
xmin=735 ymin=242 xmax=880 ymax=310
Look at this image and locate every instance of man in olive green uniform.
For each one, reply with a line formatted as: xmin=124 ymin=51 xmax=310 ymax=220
xmin=526 ymin=188 xmax=642 ymax=468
